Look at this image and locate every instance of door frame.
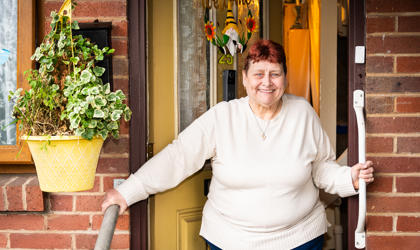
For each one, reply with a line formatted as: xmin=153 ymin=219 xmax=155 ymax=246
xmin=347 ymin=0 xmax=366 ymax=249
xmin=127 ymin=0 xmax=367 ymax=249
xmin=128 ymin=0 xmax=148 ymax=249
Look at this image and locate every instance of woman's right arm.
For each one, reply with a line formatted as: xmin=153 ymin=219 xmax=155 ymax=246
xmin=101 ymin=108 xmax=216 ymax=213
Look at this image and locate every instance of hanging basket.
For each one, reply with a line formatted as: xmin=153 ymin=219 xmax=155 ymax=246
xmin=24 ymin=136 xmax=104 ymax=192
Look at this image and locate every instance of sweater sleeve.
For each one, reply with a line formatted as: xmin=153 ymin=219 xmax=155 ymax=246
xmin=116 ymin=109 xmax=216 ymax=206
xmin=311 ymin=115 xmax=358 ymax=198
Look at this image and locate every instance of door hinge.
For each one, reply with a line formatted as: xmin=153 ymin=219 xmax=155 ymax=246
xmin=147 ymin=142 xmax=154 ymax=160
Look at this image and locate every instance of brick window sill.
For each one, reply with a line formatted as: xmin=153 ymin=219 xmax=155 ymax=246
xmin=0 ymin=174 xmax=44 ymax=211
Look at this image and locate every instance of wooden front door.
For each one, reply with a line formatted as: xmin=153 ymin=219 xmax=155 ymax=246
xmin=347 ymin=0 xmax=366 ymax=249
xmin=151 ymin=169 xmax=212 ymax=250
xmin=127 ymin=0 xmax=148 ymax=249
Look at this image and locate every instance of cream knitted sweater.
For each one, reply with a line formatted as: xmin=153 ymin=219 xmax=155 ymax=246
xmin=116 ymin=94 xmax=357 ymax=249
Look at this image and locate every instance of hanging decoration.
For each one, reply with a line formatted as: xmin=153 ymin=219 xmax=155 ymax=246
xmin=200 ymin=0 xmax=254 ymax=10
xmin=203 ymin=0 xmax=257 ymax=57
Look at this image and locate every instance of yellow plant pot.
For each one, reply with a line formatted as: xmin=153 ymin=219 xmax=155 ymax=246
xmin=24 ymin=136 xmax=104 ymax=192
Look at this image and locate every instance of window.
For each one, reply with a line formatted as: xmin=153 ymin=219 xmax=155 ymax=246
xmin=177 ymin=0 xmax=261 ymax=131
xmin=0 ymin=0 xmax=35 ymax=166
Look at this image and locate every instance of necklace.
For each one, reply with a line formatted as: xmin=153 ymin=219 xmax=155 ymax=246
xmin=248 ymin=100 xmax=282 ymax=140
xmin=249 ymin=104 xmax=271 ymax=140
xmin=257 ymin=117 xmax=270 ymax=140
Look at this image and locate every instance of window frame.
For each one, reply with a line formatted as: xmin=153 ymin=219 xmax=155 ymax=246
xmin=0 ymin=0 xmax=35 ymax=165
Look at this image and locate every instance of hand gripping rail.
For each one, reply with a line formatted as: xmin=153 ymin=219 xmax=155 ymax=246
xmin=353 ymin=90 xmax=366 ymax=249
xmin=94 ymin=204 xmax=120 ymax=250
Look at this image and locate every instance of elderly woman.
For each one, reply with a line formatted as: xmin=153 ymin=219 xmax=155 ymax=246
xmin=102 ymin=40 xmax=374 ymax=250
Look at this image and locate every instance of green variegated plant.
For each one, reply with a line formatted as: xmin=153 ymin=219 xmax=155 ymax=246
xmin=8 ymin=8 xmax=131 ymax=140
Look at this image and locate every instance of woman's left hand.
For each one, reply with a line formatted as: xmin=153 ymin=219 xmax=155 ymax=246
xmin=351 ymin=161 xmax=374 ymax=190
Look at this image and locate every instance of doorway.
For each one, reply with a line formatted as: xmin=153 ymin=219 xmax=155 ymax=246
xmin=128 ymin=0 xmax=363 ymax=249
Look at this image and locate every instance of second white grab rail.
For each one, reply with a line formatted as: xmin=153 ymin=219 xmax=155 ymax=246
xmin=353 ymin=90 xmax=366 ymax=249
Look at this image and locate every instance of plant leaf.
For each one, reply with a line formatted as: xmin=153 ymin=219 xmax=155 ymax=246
xmin=110 ymin=110 xmax=123 ymax=121
xmin=94 ymin=96 xmax=107 ymax=107
xmin=80 ymin=70 xmax=92 ymax=83
xmin=70 ymin=56 xmax=80 ymax=64
xmin=93 ymin=109 xmax=105 ymax=118
xmin=88 ymin=119 xmax=97 ymax=128
xmin=93 ymin=66 xmax=105 ymax=77
xmin=106 ymin=93 xmax=117 ymax=102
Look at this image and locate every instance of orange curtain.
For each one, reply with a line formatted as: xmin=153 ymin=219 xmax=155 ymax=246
xmin=308 ymin=0 xmax=320 ymax=115
xmin=287 ymin=29 xmax=311 ymax=101
xmin=283 ymin=2 xmax=320 ymax=115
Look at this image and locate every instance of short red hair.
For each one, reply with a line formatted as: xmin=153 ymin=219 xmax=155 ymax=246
xmin=243 ymin=39 xmax=287 ymax=74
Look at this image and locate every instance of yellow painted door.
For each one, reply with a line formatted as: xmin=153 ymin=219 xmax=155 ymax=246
xmin=148 ymin=0 xmax=210 ymax=249
xmin=150 ymin=169 xmax=212 ymax=250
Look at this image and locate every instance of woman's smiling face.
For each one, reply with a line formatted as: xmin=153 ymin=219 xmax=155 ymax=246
xmin=242 ymin=60 xmax=286 ymax=110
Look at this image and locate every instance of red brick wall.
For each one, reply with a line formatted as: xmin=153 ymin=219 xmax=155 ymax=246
xmin=365 ymin=0 xmax=420 ymax=249
xmin=0 ymin=1 xmax=130 ymax=249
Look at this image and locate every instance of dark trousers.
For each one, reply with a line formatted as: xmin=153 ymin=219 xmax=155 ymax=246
xmin=205 ymin=234 xmax=324 ymax=250
xmin=292 ymin=235 xmax=324 ymax=250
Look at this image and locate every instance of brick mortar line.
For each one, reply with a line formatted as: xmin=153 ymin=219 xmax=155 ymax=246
xmin=1 ymin=184 xmax=6 ymax=212
xmin=113 ymin=55 xmax=128 ymax=60
xmin=111 ymin=36 xmax=128 ymax=40
xmin=113 ymin=75 xmax=129 ymax=80
xmin=367 ymin=152 xmax=420 ymax=157
xmin=95 ymin=173 xmax=128 ymax=177
xmin=99 ymin=176 xmax=104 ymax=193
xmin=392 ymin=176 xmax=397 ymax=193
xmin=393 ymin=55 xmax=397 ymax=73
xmin=48 ymin=192 xmax=105 ymax=196
xmin=89 ymin=214 xmax=93 ymax=233
xmin=72 ymin=195 xmax=76 ymax=212
xmin=43 ymin=215 xmax=48 ymax=231
xmin=368 ymin=191 xmax=420 ymax=196
xmin=367 ymin=212 xmax=420 ymax=216
xmin=393 ymin=95 xmax=398 ymax=113
xmin=3 ymin=177 xmax=18 ymax=210
xmin=367 ymin=32 xmax=420 ymax=37
xmin=393 ymin=137 xmax=397 ymax=154
xmin=366 ymin=232 xmax=420 ymax=236
xmin=366 ymin=73 xmax=420 ymax=77
xmin=366 ymin=93 xmax=420 ymax=97
xmin=113 ymin=75 xmax=129 ymax=79
xmin=393 ymin=215 xmax=397 ymax=232
xmin=0 ymin=229 xmax=129 ymax=234
xmin=99 ymin=153 xmax=129 ymax=158
xmin=367 ymin=53 xmax=420 ymax=57
xmin=71 ymin=234 xmax=76 ymax=250
xmin=374 ymin=173 xmax=420 ymax=177
xmin=367 ymin=193 xmax=420 ymax=197
xmin=6 ymin=232 xmax=10 ymax=248
xmin=366 ymin=113 xmax=420 ymax=117
xmin=367 ymin=134 xmax=420 ymax=137
xmin=366 ymin=132 xmax=420 ymax=136
xmin=367 ymin=12 xmax=420 ymax=17
xmin=21 ymin=177 xmax=34 ymax=211
xmin=48 ymin=211 xmax=129 ymax=215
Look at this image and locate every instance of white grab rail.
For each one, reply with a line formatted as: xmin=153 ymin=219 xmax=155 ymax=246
xmin=353 ymin=90 xmax=366 ymax=249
